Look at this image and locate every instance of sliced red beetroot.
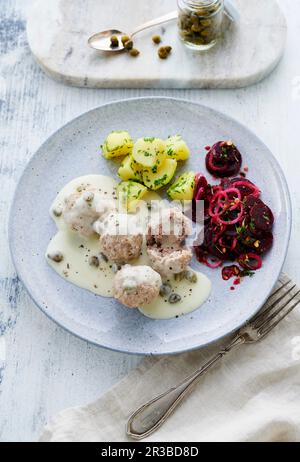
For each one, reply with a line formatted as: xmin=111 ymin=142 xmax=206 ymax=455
xmin=248 ymin=232 xmax=274 ymax=255
xmin=250 ymin=202 xmax=274 ymax=232
xmin=238 ymin=253 xmax=262 ymax=271
xmin=206 ymin=141 xmax=242 ymax=178
xmin=231 ymin=178 xmax=261 ymax=198
xmin=222 ymin=265 xmax=240 ymax=281
xmin=243 ymin=195 xmax=262 ymax=213
xmin=194 ymin=173 xmax=208 ymax=200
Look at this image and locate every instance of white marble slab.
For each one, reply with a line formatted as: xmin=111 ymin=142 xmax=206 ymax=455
xmin=26 ymin=0 xmax=287 ymax=89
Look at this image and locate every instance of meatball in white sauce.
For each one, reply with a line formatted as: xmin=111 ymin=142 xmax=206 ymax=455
xmin=62 ymin=188 xmax=116 ymax=238
xmin=113 ymin=265 xmax=162 ymax=308
xmin=94 ymin=212 xmax=143 ymax=264
xmin=146 ymin=207 xmax=193 ymax=276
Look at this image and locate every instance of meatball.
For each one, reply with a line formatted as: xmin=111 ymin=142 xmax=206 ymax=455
xmin=147 ymin=207 xmax=192 ymax=247
xmin=96 ymin=212 xmax=143 ymax=263
xmin=113 ymin=265 xmax=162 ymax=308
xmin=146 ymin=207 xmax=193 ymax=276
xmin=63 ymin=189 xmax=116 ymax=238
xmin=147 ymin=246 xmax=193 ymax=277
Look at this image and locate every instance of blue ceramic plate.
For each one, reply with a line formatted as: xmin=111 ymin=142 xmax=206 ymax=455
xmin=9 ymin=98 xmax=291 ymax=355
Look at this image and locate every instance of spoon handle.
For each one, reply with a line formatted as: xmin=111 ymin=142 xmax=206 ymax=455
xmin=131 ymin=11 xmax=178 ymax=37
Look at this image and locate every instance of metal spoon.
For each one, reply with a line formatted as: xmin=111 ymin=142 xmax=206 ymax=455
xmin=88 ymin=11 xmax=178 ymax=52
xmin=88 ymin=1 xmax=239 ymax=52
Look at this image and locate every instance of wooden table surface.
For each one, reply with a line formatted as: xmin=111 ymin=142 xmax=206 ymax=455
xmin=0 ymin=0 xmax=299 ymax=442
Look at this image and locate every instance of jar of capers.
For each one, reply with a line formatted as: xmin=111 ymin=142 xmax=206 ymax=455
xmin=178 ymin=0 xmax=224 ymax=50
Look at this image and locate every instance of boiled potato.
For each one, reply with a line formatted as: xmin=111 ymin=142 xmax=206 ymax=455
xmin=167 ymin=171 xmax=196 ymax=200
xmin=130 ymin=157 xmax=143 ymax=180
xmin=132 ymin=137 xmax=166 ymax=168
xmin=117 ymin=181 xmax=148 ymax=213
xmin=118 ymin=155 xmax=142 ymax=182
xmin=143 ymin=159 xmax=177 ymax=191
xmin=102 ymin=131 xmax=134 ymax=159
xmin=165 ymin=135 xmax=190 ymax=161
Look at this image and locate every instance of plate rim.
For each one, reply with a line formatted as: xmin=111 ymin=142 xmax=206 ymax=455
xmin=8 ymin=96 xmax=292 ymax=355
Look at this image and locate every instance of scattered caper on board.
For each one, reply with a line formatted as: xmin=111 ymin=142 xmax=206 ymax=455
xmin=152 ymin=35 xmax=161 ymax=45
xmin=129 ymin=48 xmax=140 ymax=57
xmin=158 ymin=46 xmax=172 ymax=60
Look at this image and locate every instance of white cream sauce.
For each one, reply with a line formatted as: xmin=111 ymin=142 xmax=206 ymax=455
xmin=46 ymin=174 xmax=212 ymax=320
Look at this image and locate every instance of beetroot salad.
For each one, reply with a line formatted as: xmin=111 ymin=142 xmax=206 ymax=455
xmin=193 ymin=141 xmax=274 ymax=286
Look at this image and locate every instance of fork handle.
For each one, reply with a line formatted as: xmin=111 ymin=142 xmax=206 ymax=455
xmin=126 ymin=335 xmax=245 ymax=440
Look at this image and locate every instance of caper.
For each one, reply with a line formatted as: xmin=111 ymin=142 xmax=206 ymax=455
xmin=112 ymin=263 xmax=121 ymax=273
xmin=48 ymin=251 xmax=64 ymax=263
xmin=168 ymin=293 xmax=182 ymax=304
xmin=110 ymin=35 xmax=119 ymax=48
xmin=121 ymin=35 xmax=130 ymax=46
xmin=100 ymin=252 xmax=108 ymax=263
xmin=152 ymin=35 xmax=161 ymax=45
xmin=174 ymin=272 xmax=185 ymax=282
xmin=52 ymin=206 xmax=63 ymax=217
xmin=159 ymin=283 xmax=172 ymax=297
xmin=83 ymin=191 xmax=94 ymax=202
xmin=129 ymin=48 xmax=140 ymax=57
xmin=89 ymin=255 xmax=99 ymax=267
xmin=184 ymin=270 xmax=198 ymax=284
xmin=191 ymin=24 xmax=201 ymax=33
xmin=158 ymin=46 xmax=172 ymax=60
xmin=178 ymin=2 xmax=222 ymax=48
xmin=124 ymin=40 xmax=134 ymax=50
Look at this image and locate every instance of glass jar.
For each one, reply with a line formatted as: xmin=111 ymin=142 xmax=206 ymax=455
xmin=178 ymin=0 xmax=224 ymax=50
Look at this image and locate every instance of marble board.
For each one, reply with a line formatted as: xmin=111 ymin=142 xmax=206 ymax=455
xmin=27 ymin=0 xmax=287 ymax=89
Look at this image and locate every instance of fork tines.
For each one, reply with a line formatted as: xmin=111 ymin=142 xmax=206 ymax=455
xmin=251 ymin=274 xmax=300 ymax=337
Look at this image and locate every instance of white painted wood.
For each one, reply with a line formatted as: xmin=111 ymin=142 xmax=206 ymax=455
xmin=26 ymin=0 xmax=287 ymax=89
xmin=0 ymin=0 xmax=300 ymax=442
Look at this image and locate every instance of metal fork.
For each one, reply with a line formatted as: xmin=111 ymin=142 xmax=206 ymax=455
xmin=127 ymin=274 xmax=300 ymax=440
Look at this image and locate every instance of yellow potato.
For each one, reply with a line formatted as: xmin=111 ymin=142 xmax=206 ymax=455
xmin=102 ymin=131 xmax=134 ymax=159
xmin=118 ymin=155 xmax=142 ymax=182
xmin=143 ymin=159 xmax=177 ymax=191
xmin=167 ymin=171 xmax=196 ymax=201
xmin=165 ymin=135 xmax=190 ymax=161
xmin=132 ymin=137 xmax=166 ymax=168
xmin=117 ymin=181 xmax=148 ymax=213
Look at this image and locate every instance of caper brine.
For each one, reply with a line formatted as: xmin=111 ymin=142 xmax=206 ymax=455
xmin=177 ymin=0 xmax=224 ymax=51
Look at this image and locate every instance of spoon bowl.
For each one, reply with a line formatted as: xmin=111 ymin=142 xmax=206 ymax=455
xmin=88 ymin=29 xmax=127 ymax=52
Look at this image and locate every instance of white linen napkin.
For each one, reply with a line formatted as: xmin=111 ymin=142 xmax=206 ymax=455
xmin=40 ymin=275 xmax=300 ymax=443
